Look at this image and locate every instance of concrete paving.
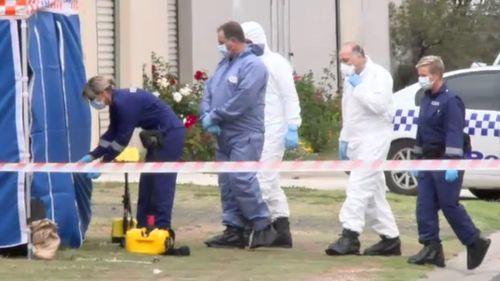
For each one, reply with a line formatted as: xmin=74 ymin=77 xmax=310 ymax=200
xmin=420 ymin=231 xmax=500 ymax=281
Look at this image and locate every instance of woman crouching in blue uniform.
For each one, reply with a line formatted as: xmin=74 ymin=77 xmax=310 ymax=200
xmin=80 ymin=75 xmax=185 ymax=230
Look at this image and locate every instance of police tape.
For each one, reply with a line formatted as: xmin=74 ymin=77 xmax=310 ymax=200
xmin=0 ymin=160 xmax=499 ymax=174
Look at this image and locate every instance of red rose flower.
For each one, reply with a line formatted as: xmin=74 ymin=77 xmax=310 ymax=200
xmin=194 ymin=70 xmax=208 ymax=81
xmin=170 ymin=79 xmax=177 ymax=86
xmin=293 ymin=74 xmax=302 ymax=81
xmin=184 ymin=115 xmax=198 ymax=128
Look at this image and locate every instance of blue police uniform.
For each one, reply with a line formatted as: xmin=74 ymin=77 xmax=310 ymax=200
xmin=200 ymin=46 xmax=271 ymax=231
xmin=414 ymin=84 xmax=479 ymax=246
xmin=89 ymin=88 xmax=185 ymax=229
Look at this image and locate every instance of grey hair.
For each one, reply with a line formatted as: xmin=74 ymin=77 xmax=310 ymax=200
xmin=82 ymin=75 xmax=115 ymax=100
xmin=342 ymin=42 xmax=366 ymax=58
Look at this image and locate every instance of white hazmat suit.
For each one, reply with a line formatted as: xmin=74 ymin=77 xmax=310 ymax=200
xmin=242 ymin=22 xmax=301 ymax=220
xmin=339 ymin=59 xmax=399 ymax=238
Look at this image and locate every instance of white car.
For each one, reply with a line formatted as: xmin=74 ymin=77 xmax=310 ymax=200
xmin=386 ymin=66 xmax=500 ymax=200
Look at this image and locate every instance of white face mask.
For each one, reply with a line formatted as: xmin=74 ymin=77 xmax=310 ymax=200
xmin=217 ymin=44 xmax=228 ymax=58
xmin=418 ymin=76 xmax=433 ymax=90
xmin=341 ymin=63 xmax=355 ymax=77
xmin=90 ymin=99 xmax=106 ymax=110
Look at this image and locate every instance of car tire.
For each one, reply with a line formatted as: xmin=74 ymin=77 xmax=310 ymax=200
xmin=468 ymin=188 xmax=500 ymax=201
xmin=384 ymin=139 xmax=418 ymax=196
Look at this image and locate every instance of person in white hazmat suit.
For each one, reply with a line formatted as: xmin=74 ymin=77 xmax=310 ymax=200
xmin=325 ymin=43 xmax=401 ymax=256
xmin=241 ymin=21 xmax=301 ymax=248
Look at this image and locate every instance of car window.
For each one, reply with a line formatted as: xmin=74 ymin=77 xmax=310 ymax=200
xmin=415 ymin=71 xmax=500 ymax=111
xmin=447 ymin=71 xmax=500 ymax=111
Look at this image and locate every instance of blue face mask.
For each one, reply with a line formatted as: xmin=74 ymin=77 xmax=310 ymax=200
xmin=90 ymin=99 xmax=106 ymax=110
xmin=418 ymin=76 xmax=433 ymax=90
xmin=218 ymin=44 xmax=228 ymax=58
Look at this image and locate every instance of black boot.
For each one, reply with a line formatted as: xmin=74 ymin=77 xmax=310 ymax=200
xmin=204 ymin=225 xmax=246 ymax=249
xmin=270 ymin=217 xmax=293 ymax=248
xmin=363 ymin=235 xmax=401 ymax=256
xmin=249 ymin=225 xmax=278 ymax=249
xmin=325 ymin=229 xmax=360 ymax=256
xmin=407 ymin=241 xmax=445 ymax=267
xmin=467 ymin=236 xmax=491 ymax=270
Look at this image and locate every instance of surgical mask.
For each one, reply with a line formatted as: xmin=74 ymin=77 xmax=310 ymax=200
xmin=90 ymin=99 xmax=106 ymax=110
xmin=418 ymin=76 xmax=433 ymax=90
xmin=217 ymin=44 xmax=228 ymax=58
xmin=341 ymin=63 xmax=355 ymax=77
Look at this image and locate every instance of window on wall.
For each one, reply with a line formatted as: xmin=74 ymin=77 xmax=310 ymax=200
xmin=96 ymin=0 xmax=116 ymax=134
xmin=167 ymin=0 xmax=179 ymax=77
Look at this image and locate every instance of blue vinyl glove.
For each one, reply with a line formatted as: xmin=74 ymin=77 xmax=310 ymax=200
xmin=445 ymin=169 xmax=458 ymax=183
xmin=348 ymin=74 xmax=362 ymax=88
xmin=410 ymin=170 xmax=419 ymax=178
xmin=285 ymin=124 xmax=299 ymax=150
xmin=201 ymin=113 xmax=215 ymax=129
xmin=206 ymin=125 xmax=221 ymax=136
xmin=339 ymin=141 xmax=349 ymax=160
xmin=87 ymin=172 xmax=101 ymax=180
xmin=78 ymin=154 xmax=94 ymax=163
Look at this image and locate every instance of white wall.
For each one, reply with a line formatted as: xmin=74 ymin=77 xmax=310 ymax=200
xmin=180 ymin=0 xmax=338 ymax=83
xmin=340 ymin=0 xmax=391 ymax=71
xmin=289 ymin=0 xmax=337 ymax=79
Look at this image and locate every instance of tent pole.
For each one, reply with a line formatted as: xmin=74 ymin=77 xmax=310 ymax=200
xmin=20 ymin=18 xmax=32 ymax=260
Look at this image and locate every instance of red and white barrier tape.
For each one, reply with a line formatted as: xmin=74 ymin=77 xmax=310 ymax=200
xmin=0 ymin=160 xmax=499 ymax=174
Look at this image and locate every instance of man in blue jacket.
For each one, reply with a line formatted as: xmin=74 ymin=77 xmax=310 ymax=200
xmin=200 ymin=21 xmax=277 ymax=249
xmin=408 ymin=56 xmax=490 ymax=270
xmin=80 ymin=76 xmax=185 ymax=230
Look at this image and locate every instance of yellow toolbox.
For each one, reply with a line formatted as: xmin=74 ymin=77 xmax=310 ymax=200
xmin=125 ymin=228 xmax=174 ymax=255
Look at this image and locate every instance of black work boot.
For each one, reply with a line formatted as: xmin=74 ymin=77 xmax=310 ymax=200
xmin=204 ymin=225 xmax=246 ymax=249
xmin=363 ymin=235 xmax=401 ymax=256
xmin=325 ymin=229 xmax=361 ymax=256
xmin=249 ymin=224 xmax=278 ymax=249
xmin=407 ymin=241 xmax=445 ymax=267
xmin=467 ymin=236 xmax=491 ymax=270
xmin=270 ymin=217 xmax=293 ymax=248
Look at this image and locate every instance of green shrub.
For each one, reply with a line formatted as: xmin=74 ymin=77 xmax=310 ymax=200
xmin=295 ymin=72 xmax=341 ymax=153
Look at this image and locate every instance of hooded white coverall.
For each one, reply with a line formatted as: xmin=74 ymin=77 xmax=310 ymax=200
xmin=339 ymin=59 xmax=399 ymax=238
xmin=242 ymin=22 xmax=302 ymax=220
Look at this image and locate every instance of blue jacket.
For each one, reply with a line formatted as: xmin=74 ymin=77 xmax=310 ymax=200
xmin=200 ymin=45 xmax=268 ymax=138
xmin=414 ymin=84 xmax=465 ymax=159
xmin=90 ymin=88 xmax=184 ymax=161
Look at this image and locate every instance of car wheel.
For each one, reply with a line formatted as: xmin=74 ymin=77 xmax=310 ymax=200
xmin=468 ymin=188 xmax=500 ymax=201
xmin=384 ymin=139 xmax=418 ymax=196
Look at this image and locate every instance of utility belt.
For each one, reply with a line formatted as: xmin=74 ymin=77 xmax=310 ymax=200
xmin=422 ymin=147 xmax=444 ymax=159
xmin=139 ymin=130 xmax=164 ymax=149
xmin=421 ymin=133 xmax=472 ymax=159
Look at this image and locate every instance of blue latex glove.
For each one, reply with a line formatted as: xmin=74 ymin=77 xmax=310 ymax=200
xmin=201 ymin=113 xmax=215 ymax=129
xmin=339 ymin=141 xmax=349 ymax=160
xmin=285 ymin=124 xmax=299 ymax=150
xmin=206 ymin=125 xmax=221 ymax=136
xmin=410 ymin=170 xmax=419 ymax=178
xmin=445 ymin=169 xmax=458 ymax=183
xmin=78 ymin=154 xmax=94 ymax=163
xmin=348 ymin=74 xmax=362 ymax=88
xmin=87 ymin=172 xmax=101 ymax=180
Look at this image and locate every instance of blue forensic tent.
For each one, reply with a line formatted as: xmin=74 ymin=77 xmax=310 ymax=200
xmin=0 ymin=0 xmax=92 ymax=249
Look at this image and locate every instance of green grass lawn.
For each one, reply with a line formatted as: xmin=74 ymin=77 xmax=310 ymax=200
xmin=1 ymin=183 xmax=499 ymax=281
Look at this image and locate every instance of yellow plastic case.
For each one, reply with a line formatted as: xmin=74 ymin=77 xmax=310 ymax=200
xmin=125 ymin=228 xmax=173 ymax=255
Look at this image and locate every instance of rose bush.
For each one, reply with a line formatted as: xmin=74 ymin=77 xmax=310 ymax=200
xmin=143 ymin=52 xmax=215 ymax=160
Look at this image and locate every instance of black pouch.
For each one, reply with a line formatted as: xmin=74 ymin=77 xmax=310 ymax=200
xmin=463 ymin=133 xmax=472 ymax=154
xmin=139 ymin=130 xmax=164 ymax=149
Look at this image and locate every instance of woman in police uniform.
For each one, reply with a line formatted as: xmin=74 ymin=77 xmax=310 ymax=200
xmin=80 ymin=76 xmax=185 ymax=230
xmin=408 ymin=56 xmax=490 ymax=270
